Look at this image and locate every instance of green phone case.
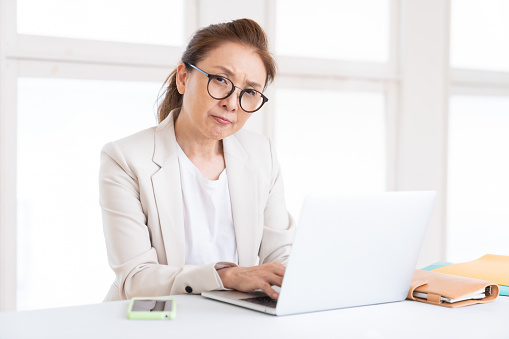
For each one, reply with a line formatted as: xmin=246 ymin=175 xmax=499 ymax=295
xmin=127 ymin=296 xmax=177 ymax=320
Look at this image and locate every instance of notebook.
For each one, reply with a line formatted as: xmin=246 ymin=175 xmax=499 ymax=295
xmin=202 ymin=191 xmax=437 ymax=316
xmin=432 ymin=254 xmax=509 ymax=286
xmin=422 ymin=256 xmax=509 ymax=297
xmin=407 ymin=269 xmax=499 ymax=307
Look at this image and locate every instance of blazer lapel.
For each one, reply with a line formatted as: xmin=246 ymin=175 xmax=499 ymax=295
xmin=151 ymin=113 xmax=185 ymax=266
xmin=151 ymin=112 xmax=259 ymax=267
xmin=224 ymin=135 xmax=259 ymax=266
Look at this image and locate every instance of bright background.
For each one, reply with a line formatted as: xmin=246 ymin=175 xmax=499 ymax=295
xmin=0 ymin=0 xmax=507 ymax=311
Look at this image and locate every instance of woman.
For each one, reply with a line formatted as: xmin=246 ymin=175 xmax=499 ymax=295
xmin=99 ymin=18 xmax=294 ymax=302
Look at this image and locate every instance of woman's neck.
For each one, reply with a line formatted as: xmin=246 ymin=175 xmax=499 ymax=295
xmin=174 ymin=116 xmax=222 ymax=160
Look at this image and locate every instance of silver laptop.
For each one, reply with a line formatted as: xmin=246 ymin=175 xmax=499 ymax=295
xmin=202 ymin=191 xmax=436 ymax=316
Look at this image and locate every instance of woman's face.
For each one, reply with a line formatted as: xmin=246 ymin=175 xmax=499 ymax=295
xmin=176 ymin=42 xmax=267 ymax=141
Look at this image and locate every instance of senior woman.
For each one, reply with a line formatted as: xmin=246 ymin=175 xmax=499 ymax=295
xmin=99 ymin=18 xmax=294 ymax=302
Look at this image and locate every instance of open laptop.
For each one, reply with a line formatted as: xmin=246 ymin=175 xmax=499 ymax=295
xmin=202 ymin=191 xmax=436 ymax=316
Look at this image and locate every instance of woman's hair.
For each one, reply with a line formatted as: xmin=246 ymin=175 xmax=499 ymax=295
xmin=157 ymin=18 xmax=277 ymax=123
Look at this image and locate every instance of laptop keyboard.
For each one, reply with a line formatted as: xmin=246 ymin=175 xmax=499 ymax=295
xmin=241 ymin=296 xmax=278 ymax=308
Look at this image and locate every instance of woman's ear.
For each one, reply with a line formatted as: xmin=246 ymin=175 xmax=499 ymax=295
xmin=175 ymin=62 xmax=188 ymax=95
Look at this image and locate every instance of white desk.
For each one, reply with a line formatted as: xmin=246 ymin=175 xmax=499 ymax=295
xmin=1 ymin=295 xmax=508 ymax=339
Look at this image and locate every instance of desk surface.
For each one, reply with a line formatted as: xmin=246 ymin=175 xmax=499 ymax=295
xmin=1 ymin=295 xmax=508 ymax=339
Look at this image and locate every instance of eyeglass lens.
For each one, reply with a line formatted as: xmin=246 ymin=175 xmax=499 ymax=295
xmin=208 ymin=76 xmax=264 ymax=112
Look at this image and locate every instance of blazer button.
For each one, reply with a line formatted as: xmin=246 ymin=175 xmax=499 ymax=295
xmin=185 ymin=286 xmax=193 ymax=293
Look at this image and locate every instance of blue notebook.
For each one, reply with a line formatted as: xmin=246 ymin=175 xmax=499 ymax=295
xmin=421 ymin=262 xmax=509 ymax=297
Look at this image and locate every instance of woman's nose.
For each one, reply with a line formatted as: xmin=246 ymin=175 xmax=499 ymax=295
xmin=221 ymin=88 xmax=241 ymax=112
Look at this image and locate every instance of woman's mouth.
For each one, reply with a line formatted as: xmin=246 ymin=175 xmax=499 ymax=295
xmin=212 ymin=115 xmax=232 ymax=125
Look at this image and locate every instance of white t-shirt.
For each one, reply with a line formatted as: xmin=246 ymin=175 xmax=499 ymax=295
xmin=177 ymin=144 xmax=238 ymax=266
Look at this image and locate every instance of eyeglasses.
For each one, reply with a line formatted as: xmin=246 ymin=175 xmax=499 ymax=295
xmin=185 ymin=63 xmax=268 ymax=113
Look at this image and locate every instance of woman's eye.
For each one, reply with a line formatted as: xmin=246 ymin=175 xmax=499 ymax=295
xmin=245 ymin=89 xmax=257 ymax=97
xmin=214 ymin=76 xmax=227 ymax=84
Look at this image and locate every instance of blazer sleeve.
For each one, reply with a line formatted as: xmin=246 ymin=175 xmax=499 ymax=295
xmin=99 ymin=142 xmax=236 ymax=300
xmin=258 ymin=138 xmax=296 ymax=266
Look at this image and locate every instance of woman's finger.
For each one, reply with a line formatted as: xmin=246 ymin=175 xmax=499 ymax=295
xmin=259 ymin=283 xmax=279 ymax=299
xmin=267 ymin=274 xmax=284 ymax=288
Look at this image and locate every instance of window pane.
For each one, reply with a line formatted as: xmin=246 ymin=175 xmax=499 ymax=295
xmin=17 ymin=78 xmax=161 ymax=310
xmin=447 ymin=96 xmax=509 ymax=262
xmin=275 ymin=89 xmax=386 ymax=219
xmin=450 ymin=0 xmax=509 ymax=72
xmin=276 ymin=0 xmax=390 ymax=62
xmin=17 ymin=0 xmax=184 ymax=46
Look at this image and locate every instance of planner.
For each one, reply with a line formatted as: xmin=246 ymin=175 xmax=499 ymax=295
xmin=407 ymin=269 xmax=499 ymax=308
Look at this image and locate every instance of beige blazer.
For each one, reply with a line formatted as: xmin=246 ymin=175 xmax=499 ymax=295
xmin=99 ymin=112 xmax=295 ymax=301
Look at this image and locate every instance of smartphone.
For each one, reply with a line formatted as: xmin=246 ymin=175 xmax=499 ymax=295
xmin=127 ymin=296 xmax=177 ymax=320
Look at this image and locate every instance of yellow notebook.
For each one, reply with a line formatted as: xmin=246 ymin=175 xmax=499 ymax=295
xmin=432 ymin=254 xmax=509 ymax=286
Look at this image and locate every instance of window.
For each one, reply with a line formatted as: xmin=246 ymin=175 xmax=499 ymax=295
xmin=17 ymin=78 xmax=161 ymax=310
xmin=17 ymin=0 xmax=185 ymax=46
xmin=450 ymin=0 xmax=509 ymax=72
xmin=2 ymin=0 xmax=460 ymax=311
xmin=448 ymin=0 xmax=509 ymax=261
xmin=447 ymin=95 xmax=509 ymax=262
xmin=276 ymin=0 xmax=390 ymax=62
xmin=275 ymin=89 xmax=386 ymax=219
xmin=274 ymin=0 xmax=391 ymax=218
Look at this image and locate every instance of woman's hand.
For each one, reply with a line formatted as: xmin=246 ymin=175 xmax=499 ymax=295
xmin=217 ymin=262 xmax=285 ymax=299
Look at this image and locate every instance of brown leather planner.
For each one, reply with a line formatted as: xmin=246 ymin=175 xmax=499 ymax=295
xmin=406 ymin=269 xmax=499 ymax=308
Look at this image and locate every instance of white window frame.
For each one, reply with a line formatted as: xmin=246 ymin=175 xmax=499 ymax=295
xmin=1 ymin=0 xmax=472 ymax=311
xmin=0 ymin=0 xmax=198 ymax=311
xmin=451 ymin=69 xmax=509 ymax=97
xmin=269 ymin=0 xmax=451 ymax=270
xmin=447 ymin=69 xmax=509 ymax=260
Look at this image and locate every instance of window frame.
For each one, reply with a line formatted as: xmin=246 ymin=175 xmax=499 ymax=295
xmin=0 ymin=0 xmax=197 ymax=311
xmin=4 ymin=0 xmax=502 ymax=311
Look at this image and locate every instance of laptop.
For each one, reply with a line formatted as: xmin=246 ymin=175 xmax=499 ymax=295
xmin=202 ymin=191 xmax=436 ymax=316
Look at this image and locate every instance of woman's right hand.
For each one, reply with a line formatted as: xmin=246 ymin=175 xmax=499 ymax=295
xmin=216 ymin=262 xmax=286 ymax=299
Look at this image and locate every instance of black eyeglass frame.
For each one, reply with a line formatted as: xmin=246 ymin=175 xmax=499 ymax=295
xmin=185 ymin=62 xmax=269 ymax=113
